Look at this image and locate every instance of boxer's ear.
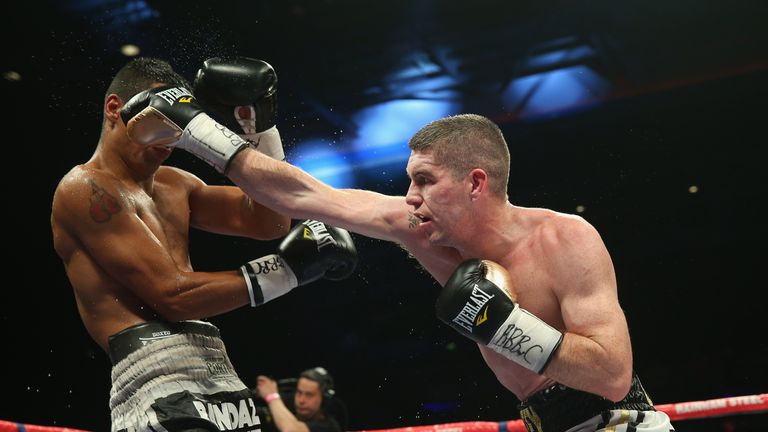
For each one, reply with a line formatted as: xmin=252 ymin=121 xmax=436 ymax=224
xmin=468 ymin=168 xmax=488 ymax=201
xmin=105 ymin=94 xmax=123 ymax=124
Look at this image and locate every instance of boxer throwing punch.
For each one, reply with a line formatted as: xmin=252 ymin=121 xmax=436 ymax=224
xmin=165 ymin=102 xmax=675 ymax=431
xmin=51 ymin=57 xmax=357 ymax=432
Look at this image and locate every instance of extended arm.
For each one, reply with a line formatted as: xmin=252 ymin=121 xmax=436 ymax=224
xmin=120 ymin=84 xmax=461 ymax=282
xmin=230 ymin=149 xmax=463 ymax=284
xmin=229 ymin=149 xmax=399 ymax=240
xmin=120 ymin=83 xmax=400 ymax=242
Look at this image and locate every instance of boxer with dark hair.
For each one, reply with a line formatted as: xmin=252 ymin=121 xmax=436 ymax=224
xmin=255 ymin=367 xmax=343 ymax=432
xmin=51 ymin=57 xmax=358 ymax=432
xmin=167 ymin=98 xmax=675 ymax=431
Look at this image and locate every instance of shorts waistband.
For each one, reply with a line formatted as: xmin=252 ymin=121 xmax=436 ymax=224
xmin=107 ymin=320 xmax=220 ymax=365
xmin=518 ymin=372 xmax=655 ymax=432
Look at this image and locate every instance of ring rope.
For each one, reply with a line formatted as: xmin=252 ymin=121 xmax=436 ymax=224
xmin=1 ymin=393 xmax=765 ymax=432
xmin=355 ymin=393 xmax=768 ymax=432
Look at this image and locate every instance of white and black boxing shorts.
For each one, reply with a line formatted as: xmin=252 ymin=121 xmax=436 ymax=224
xmin=519 ymin=372 xmax=674 ymax=432
xmin=564 ymin=409 xmax=673 ymax=432
xmin=108 ymin=320 xmax=273 ymax=432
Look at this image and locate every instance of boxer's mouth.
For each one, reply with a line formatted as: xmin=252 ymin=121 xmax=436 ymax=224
xmin=414 ymin=212 xmax=431 ymax=223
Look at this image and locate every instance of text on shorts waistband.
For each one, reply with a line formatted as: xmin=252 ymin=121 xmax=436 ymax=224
xmin=107 ymin=320 xmax=220 ymax=365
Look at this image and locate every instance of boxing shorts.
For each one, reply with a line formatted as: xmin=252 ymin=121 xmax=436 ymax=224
xmin=108 ymin=320 xmax=273 ymax=432
xmin=518 ymin=372 xmax=675 ymax=432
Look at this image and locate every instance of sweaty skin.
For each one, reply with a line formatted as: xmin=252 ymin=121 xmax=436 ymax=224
xmin=51 ymin=89 xmax=290 ymax=351
xmin=219 ymin=147 xmax=632 ymax=402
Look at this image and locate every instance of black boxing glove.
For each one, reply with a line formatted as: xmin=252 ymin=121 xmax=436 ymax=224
xmin=278 ymin=219 xmax=358 ymax=283
xmin=193 ymin=57 xmax=285 ymax=161
xmin=239 ymin=220 xmax=358 ymax=306
xmin=436 ymin=259 xmax=563 ymax=374
xmin=121 ymin=85 xmax=249 ymax=173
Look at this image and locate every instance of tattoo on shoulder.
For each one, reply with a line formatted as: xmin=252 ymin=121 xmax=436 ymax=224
xmin=407 ymin=211 xmax=419 ymax=229
xmin=88 ymin=179 xmax=121 ymax=223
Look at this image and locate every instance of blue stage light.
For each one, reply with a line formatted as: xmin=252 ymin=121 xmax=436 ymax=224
xmin=288 ymin=139 xmax=357 ymax=189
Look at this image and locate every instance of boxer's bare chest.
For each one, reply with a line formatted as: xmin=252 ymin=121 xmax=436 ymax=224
xmin=478 ymin=240 xmax=564 ymax=398
xmin=501 ymin=246 xmax=563 ymax=329
xmin=131 ymin=184 xmax=192 ymax=268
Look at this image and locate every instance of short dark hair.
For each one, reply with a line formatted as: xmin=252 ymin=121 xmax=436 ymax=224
xmin=409 ymin=114 xmax=511 ymax=199
xmin=299 ymin=367 xmax=335 ymax=399
xmin=105 ymin=57 xmax=189 ymax=104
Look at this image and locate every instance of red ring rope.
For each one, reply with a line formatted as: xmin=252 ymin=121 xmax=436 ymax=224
xmin=355 ymin=393 xmax=768 ymax=432
xmin=1 ymin=393 xmax=765 ymax=432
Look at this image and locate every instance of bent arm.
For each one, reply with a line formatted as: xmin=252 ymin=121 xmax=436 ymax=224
xmin=189 ymin=183 xmax=291 ymax=240
xmin=55 ymin=173 xmax=251 ymax=321
xmin=266 ymin=400 xmax=310 ymax=432
xmin=157 ymin=166 xmax=290 ymax=239
xmin=542 ymin=217 xmax=633 ymax=401
xmin=255 ymin=376 xmax=310 ymax=432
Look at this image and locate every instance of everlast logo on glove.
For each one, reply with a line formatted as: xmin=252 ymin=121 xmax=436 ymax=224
xmin=270 ymin=219 xmax=358 ymax=289
xmin=302 ymin=220 xmax=338 ymax=250
xmin=437 ymin=259 xmax=564 ymax=374
xmin=156 ymin=87 xmax=194 ymax=105
xmin=452 ymin=284 xmax=495 ymax=333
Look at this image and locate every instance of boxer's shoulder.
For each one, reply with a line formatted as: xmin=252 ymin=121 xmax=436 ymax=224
xmin=53 ymin=165 xmax=128 ymax=219
xmin=154 ymin=165 xmax=204 ymax=189
xmin=523 ymin=209 xmax=597 ymax=250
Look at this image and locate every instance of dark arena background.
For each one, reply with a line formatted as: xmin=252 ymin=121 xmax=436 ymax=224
xmin=3 ymin=1 xmax=766 ymax=431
